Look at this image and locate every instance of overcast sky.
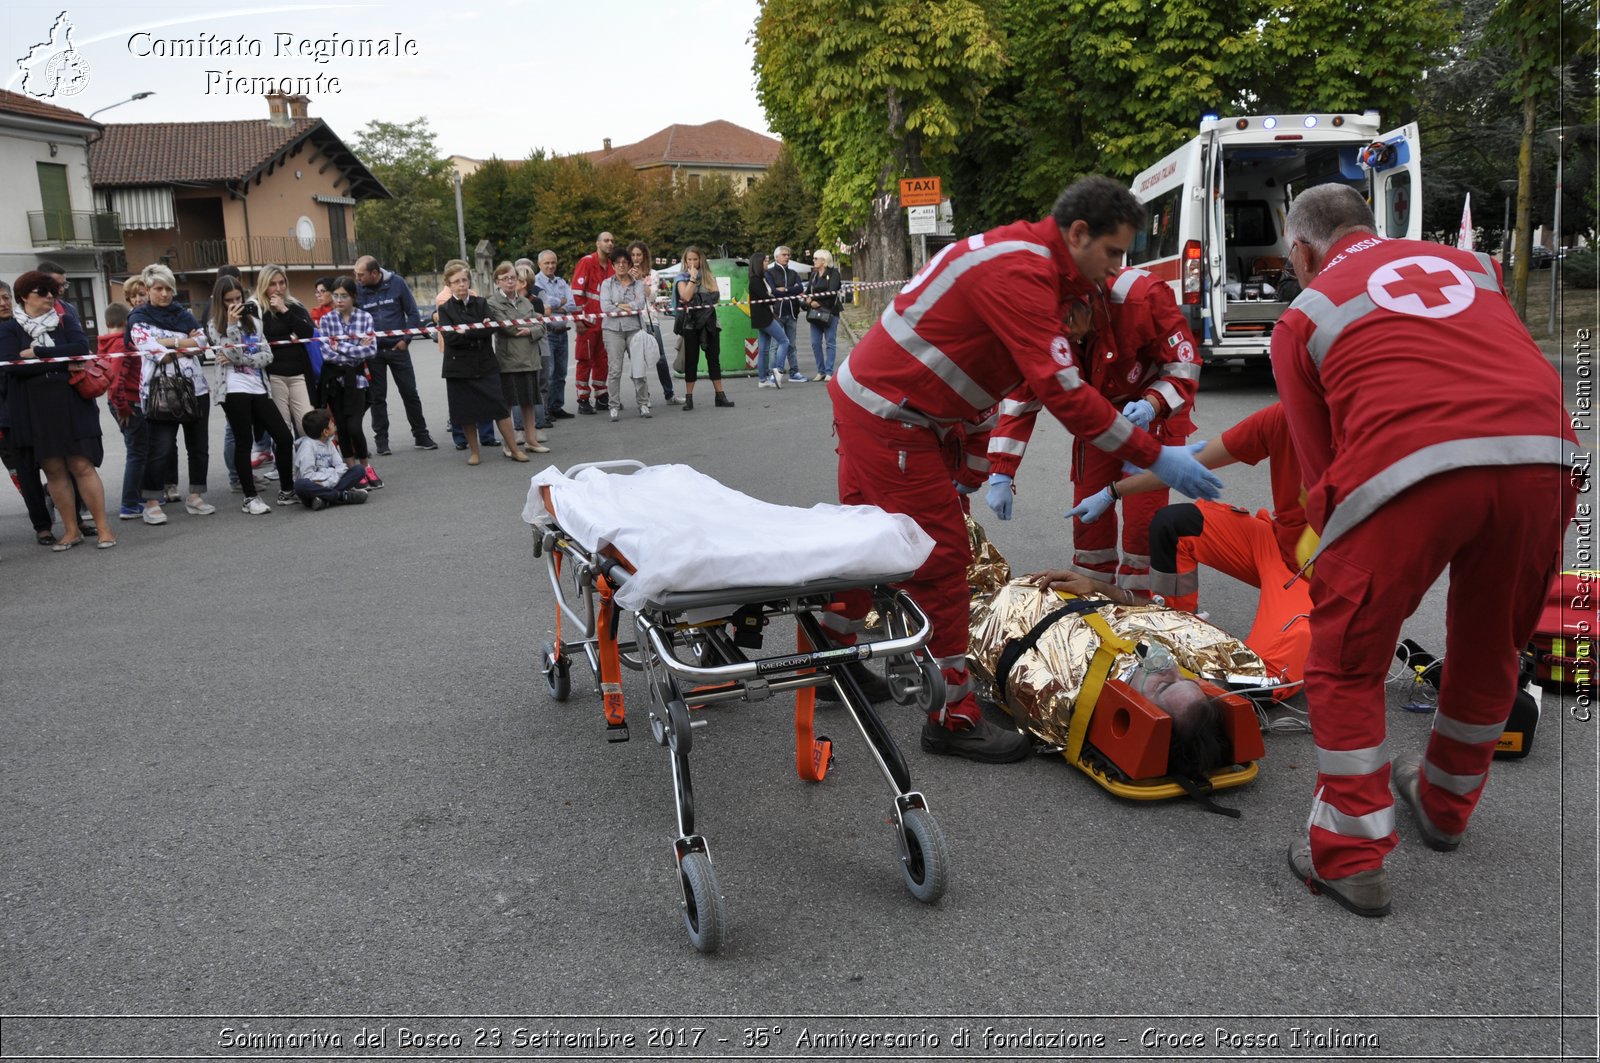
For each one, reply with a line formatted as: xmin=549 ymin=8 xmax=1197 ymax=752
xmin=4 ymin=1 xmax=775 ymax=158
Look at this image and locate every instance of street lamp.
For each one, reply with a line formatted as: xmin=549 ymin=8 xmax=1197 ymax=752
xmin=452 ymin=169 xmax=468 ymax=262
xmin=1498 ymin=178 xmax=1517 ymax=263
xmin=1544 ymin=126 xmax=1569 ymax=335
xmin=87 ymin=91 xmax=154 ymax=120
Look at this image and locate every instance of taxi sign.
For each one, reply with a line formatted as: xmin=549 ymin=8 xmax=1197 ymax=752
xmin=899 ymin=177 xmax=942 ymax=207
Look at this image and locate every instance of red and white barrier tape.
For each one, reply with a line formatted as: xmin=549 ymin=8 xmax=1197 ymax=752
xmin=1 ymin=278 xmax=915 ymax=368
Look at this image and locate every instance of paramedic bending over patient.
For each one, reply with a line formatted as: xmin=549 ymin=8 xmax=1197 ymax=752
xmin=825 ymin=175 xmax=1223 ymax=766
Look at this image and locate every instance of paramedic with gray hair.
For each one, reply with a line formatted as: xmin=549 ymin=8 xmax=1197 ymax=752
xmin=1271 ymin=182 xmax=1579 ymax=918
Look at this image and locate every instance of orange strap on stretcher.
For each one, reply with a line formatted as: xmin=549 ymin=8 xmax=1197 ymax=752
xmin=793 ymin=628 xmax=832 ymax=782
xmin=595 ymin=574 xmax=626 ymax=727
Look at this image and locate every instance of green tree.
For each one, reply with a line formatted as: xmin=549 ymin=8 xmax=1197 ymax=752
xmin=742 ymin=144 xmax=819 ymax=258
xmin=755 ymin=1 xmax=1006 ymax=297
xmin=951 ymin=0 xmax=1456 ymax=232
xmin=1490 ymin=0 xmax=1591 ymax=316
xmin=463 ymin=154 xmax=548 ymax=262
xmin=350 ymin=117 xmax=453 ymax=275
xmin=529 ymin=157 xmax=640 ymax=270
xmin=664 ymin=175 xmax=746 ymax=258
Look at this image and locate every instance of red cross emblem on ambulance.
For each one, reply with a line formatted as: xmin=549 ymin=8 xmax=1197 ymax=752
xmin=1366 ymin=256 xmax=1475 ymax=319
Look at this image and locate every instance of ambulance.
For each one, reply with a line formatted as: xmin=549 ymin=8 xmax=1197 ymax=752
xmin=1127 ymin=112 xmax=1421 ymax=365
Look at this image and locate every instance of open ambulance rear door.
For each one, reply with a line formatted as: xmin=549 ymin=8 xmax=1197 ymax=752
xmin=1365 ymin=122 xmax=1423 ymax=240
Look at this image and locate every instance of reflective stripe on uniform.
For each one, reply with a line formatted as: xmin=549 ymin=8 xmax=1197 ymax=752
xmin=989 ymin=436 xmax=1026 ymax=457
xmin=1315 ymin=742 xmax=1390 ymax=776
xmin=1431 ymin=712 xmax=1507 ymax=745
xmin=944 ymin=676 xmax=973 ymax=703
xmin=1161 ymin=361 xmax=1201 ymax=381
xmin=1119 ymin=552 xmax=1151 ymax=571
xmin=1056 ymin=367 xmax=1084 ymax=391
xmin=1073 ymin=547 xmax=1120 ymax=565
xmin=1116 ymin=570 xmax=1154 ymax=591
xmin=965 ymin=451 xmax=989 ymax=472
xmin=1292 ymin=288 xmax=1377 ymax=369
xmin=879 ymin=307 xmax=997 ymax=408
xmin=1469 ymin=252 xmax=1501 ymax=290
xmin=1423 ymin=759 xmax=1487 ymax=795
xmin=1310 ymin=799 xmax=1395 ymax=840
xmin=1147 ymin=568 xmax=1199 ymax=598
xmin=1319 ymin=434 xmax=1585 ymax=551
xmin=1109 ymin=269 xmax=1149 ymax=304
xmin=1150 ymin=380 xmax=1184 ymax=413
xmin=1090 ymin=415 xmax=1134 ymax=453
xmin=933 ymin=653 xmax=968 ymax=672
xmin=1001 ymin=398 xmax=1042 ymax=416
xmin=834 ymin=358 xmax=929 ymax=426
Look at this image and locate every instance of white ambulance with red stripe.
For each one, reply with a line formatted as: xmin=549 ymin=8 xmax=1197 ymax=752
xmin=1128 ymin=112 xmax=1421 ymax=365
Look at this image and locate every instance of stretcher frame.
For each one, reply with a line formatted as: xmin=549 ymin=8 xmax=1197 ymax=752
xmin=532 ymin=460 xmax=951 ymax=952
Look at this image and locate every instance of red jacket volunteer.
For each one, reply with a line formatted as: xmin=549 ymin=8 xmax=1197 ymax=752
xmin=1271 ymin=184 xmax=1580 ymax=917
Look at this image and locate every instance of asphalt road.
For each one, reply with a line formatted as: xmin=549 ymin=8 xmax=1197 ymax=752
xmin=1 ymin=332 xmax=1595 ymax=1061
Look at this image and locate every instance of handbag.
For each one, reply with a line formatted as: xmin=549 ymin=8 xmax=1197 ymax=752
xmin=69 ymin=356 xmax=111 ymax=400
xmin=673 ymin=334 xmax=686 ymax=374
xmin=143 ymin=361 xmax=200 ymax=423
xmin=806 ymin=306 xmax=834 ymax=327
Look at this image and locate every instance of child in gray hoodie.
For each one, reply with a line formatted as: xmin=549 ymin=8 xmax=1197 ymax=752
xmin=293 ymin=409 xmax=369 ymax=510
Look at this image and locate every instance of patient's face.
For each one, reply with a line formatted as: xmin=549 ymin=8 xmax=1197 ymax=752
xmin=1152 ymin=677 xmax=1209 ymax=726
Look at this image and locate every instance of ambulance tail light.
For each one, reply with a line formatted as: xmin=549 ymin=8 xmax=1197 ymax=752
xmin=1182 ymin=241 xmax=1203 ymax=305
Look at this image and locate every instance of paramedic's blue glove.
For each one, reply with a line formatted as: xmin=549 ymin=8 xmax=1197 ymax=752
xmin=1150 ymin=442 xmax=1223 ymax=500
xmin=1067 ymin=486 xmax=1116 ymax=524
xmin=953 ymin=480 xmax=978 ymax=496
xmin=985 ymin=473 xmax=1014 ymax=521
xmin=1122 ymin=398 xmax=1156 ymax=429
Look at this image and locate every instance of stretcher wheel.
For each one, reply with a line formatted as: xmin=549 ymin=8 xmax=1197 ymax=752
xmin=542 ymin=641 xmax=571 ymax=702
xmin=897 ymin=808 xmax=949 ymax=904
xmin=889 ymin=655 xmax=944 ymax=714
xmin=678 ymin=851 xmax=726 ymax=952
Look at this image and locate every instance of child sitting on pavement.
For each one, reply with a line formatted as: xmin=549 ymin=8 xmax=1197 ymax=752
xmin=293 ymin=409 xmax=369 ymax=510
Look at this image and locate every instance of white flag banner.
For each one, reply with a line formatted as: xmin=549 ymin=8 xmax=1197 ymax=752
xmin=1457 ymin=193 xmax=1474 ymax=250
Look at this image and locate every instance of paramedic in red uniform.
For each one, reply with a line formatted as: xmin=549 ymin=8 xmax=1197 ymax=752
xmin=1271 ymin=183 xmax=1579 ymax=917
xmin=569 ymin=232 xmax=614 ymax=414
xmin=1068 ymin=401 xmax=1311 ymax=693
xmin=988 ymin=268 xmax=1201 ymax=594
xmin=827 ymin=175 xmax=1224 ymax=764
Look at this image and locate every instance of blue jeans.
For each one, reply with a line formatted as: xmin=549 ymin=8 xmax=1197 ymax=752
xmin=545 ymin=328 xmax=569 ymax=412
xmin=755 ymin=321 xmax=789 ymax=381
xmin=448 ymin=420 xmax=498 ymax=447
xmin=293 ymin=465 xmax=367 ymax=504
xmin=119 ymin=408 xmax=149 ymax=510
xmin=809 ymin=314 xmax=840 ymax=375
xmin=776 ymin=317 xmax=800 ymax=375
xmin=368 ymin=345 xmax=431 ymax=444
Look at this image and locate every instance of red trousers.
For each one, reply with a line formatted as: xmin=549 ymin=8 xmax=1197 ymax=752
xmin=1305 ymin=464 xmax=1574 ymax=879
xmin=1150 ymin=499 xmax=1311 ymax=690
xmin=1070 ymin=422 xmax=1182 ymax=592
xmin=830 ymin=388 xmax=978 ymax=725
xmin=573 ymin=325 xmax=608 ymax=405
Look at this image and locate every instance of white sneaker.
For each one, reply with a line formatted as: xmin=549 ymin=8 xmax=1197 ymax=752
xmin=758 ymin=378 xmax=776 ymax=388
xmin=185 ymin=496 xmax=216 ymax=516
xmin=772 ymin=373 xmax=782 ymax=389
xmin=666 ymin=396 xmax=684 ymax=405
xmin=242 ymin=496 xmax=272 ymax=515
xmin=535 ymin=429 xmax=548 ymax=443
xmin=639 ymin=404 xmax=652 ymax=418
xmin=609 ymin=407 xmax=620 ymax=422
xmin=142 ymin=504 xmax=168 ymax=526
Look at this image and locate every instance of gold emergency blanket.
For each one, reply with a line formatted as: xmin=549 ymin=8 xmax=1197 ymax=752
xmin=966 ymin=516 xmax=1011 ymax=598
xmin=969 ymin=579 xmax=1271 ymax=747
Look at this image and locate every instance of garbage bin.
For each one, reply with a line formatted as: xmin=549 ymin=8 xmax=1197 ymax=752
xmin=664 ymin=257 xmax=756 ymax=377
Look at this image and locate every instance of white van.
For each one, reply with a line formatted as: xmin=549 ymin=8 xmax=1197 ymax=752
xmin=1127 ymin=112 xmax=1421 ymax=365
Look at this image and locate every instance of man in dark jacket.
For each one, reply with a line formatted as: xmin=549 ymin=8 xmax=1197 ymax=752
xmin=355 ymin=256 xmax=437 ymax=452
xmin=764 ymin=246 xmax=804 ymax=383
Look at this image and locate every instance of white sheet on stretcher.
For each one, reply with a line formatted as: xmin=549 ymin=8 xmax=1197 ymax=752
xmin=523 ymin=463 xmax=935 ymax=612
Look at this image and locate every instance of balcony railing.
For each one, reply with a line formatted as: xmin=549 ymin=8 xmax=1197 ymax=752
xmin=156 ymin=236 xmax=371 ymax=273
xmin=28 ymin=210 xmax=123 ymax=248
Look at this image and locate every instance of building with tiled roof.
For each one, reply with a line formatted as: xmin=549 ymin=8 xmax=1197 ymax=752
xmin=586 ymin=120 xmax=782 ymax=192
xmin=1 ymin=89 xmax=118 ymax=332
xmin=87 ymin=94 xmax=388 ymax=305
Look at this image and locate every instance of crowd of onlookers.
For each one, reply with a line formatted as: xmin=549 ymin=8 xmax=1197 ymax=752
xmin=0 ymin=235 xmax=848 ymax=559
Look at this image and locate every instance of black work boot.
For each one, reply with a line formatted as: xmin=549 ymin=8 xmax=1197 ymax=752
xmin=920 ymin=716 xmax=1031 ymax=763
xmin=714 ymin=391 xmax=735 ymax=408
xmin=816 ymin=661 xmax=893 ymax=703
xmin=576 ymin=401 xmax=595 ymax=415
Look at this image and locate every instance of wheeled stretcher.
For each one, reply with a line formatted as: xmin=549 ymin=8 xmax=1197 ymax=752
xmin=524 ymin=461 xmax=952 ymax=952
